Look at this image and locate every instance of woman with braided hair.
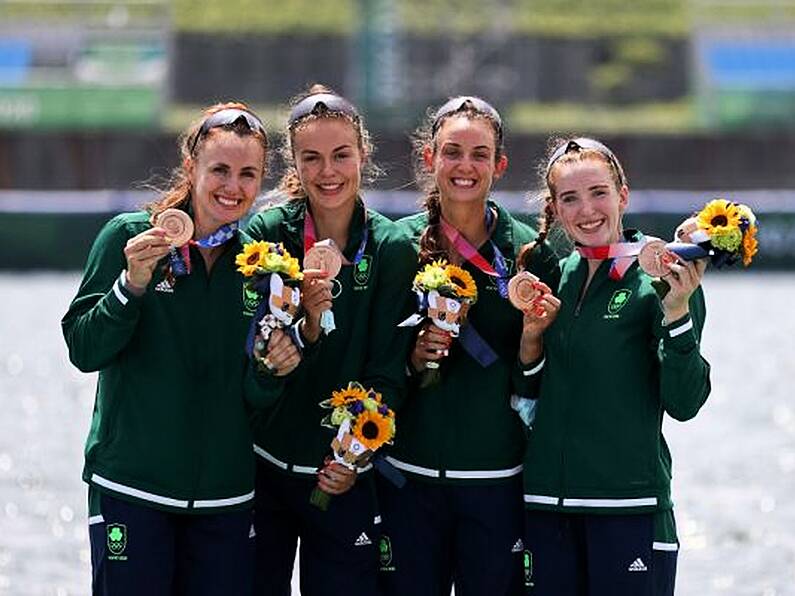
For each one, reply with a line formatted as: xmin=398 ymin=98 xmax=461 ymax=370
xmin=377 ymin=96 xmax=559 ymax=596
xmin=517 ymin=137 xmax=711 ymax=596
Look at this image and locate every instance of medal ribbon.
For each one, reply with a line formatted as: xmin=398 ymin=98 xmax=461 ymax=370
xmin=438 ymin=207 xmax=505 ymax=368
xmin=439 ymin=208 xmax=509 ymax=298
xmin=576 ymin=241 xmax=645 ymax=281
xmin=169 ymin=221 xmax=239 ymax=277
xmin=303 ymin=208 xmax=369 ymax=265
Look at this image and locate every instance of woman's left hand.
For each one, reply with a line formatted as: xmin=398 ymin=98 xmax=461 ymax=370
xmin=316 ymin=459 xmax=357 ymax=495
xmin=254 ymin=328 xmax=301 ymax=377
xmin=660 ymin=258 xmax=707 ymax=322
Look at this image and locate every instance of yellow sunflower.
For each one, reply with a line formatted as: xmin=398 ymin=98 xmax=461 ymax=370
xmin=352 ymin=410 xmax=394 ymax=451
xmin=697 ymin=199 xmax=741 ymax=238
xmin=235 ymin=241 xmax=268 ymax=276
xmin=329 ymin=386 xmax=368 ymax=407
xmin=742 ymin=224 xmax=759 ymax=266
xmin=445 ymin=264 xmax=478 ymax=301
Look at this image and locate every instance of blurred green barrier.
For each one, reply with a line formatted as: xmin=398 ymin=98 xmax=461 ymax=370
xmin=0 ymin=86 xmax=160 ymax=130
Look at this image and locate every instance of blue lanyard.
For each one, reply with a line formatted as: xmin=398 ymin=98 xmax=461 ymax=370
xmin=169 ymin=221 xmax=239 ymax=277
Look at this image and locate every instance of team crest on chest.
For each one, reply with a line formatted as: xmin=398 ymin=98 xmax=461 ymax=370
xmin=605 ymin=289 xmax=632 ymax=319
xmin=353 ymin=254 xmax=373 ymax=288
xmin=379 ymin=535 xmax=395 ymax=571
xmin=242 ymin=284 xmax=263 ymax=316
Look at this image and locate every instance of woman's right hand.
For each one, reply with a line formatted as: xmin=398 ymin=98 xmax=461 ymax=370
xmin=519 ymin=291 xmax=561 ymax=365
xmin=300 ymin=269 xmax=333 ymax=343
xmin=410 ymin=322 xmax=453 ymax=373
xmin=123 ymin=227 xmax=172 ymax=294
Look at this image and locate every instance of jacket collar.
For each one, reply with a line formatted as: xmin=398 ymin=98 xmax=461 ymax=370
xmin=566 ymin=228 xmax=644 ymax=275
xmin=279 ymin=197 xmax=367 ymax=259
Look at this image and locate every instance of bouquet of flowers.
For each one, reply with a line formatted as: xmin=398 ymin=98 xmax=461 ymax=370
xmin=639 ymin=199 xmax=759 ymax=281
xmin=398 ymin=259 xmax=478 ymax=370
xmin=310 ymin=382 xmax=396 ymax=511
xmin=236 ymin=241 xmax=303 ymax=372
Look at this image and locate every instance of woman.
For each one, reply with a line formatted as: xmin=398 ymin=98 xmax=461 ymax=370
xmin=246 ymin=84 xmax=416 ymax=596
xmin=62 ymin=102 xmax=298 ymax=594
xmin=518 ymin=137 xmax=710 ymax=595
xmin=377 ymin=96 xmax=559 ymax=596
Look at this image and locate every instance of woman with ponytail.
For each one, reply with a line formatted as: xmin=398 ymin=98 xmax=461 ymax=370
xmin=62 ymin=102 xmax=297 ymax=594
xmin=377 ymin=97 xmax=559 ymax=596
xmin=245 ymin=84 xmax=415 ymax=596
xmin=517 ymin=137 xmax=710 ymax=596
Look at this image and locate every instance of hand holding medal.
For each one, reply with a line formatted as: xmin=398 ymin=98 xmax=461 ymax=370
xmin=638 ymin=199 xmax=759 ymax=278
xmin=155 ymin=208 xmax=194 ymax=247
xmin=151 ymin=208 xmax=196 ymax=280
xmin=122 ymin=213 xmax=179 ymax=293
xmin=507 ymin=271 xmax=552 ymax=317
xmin=303 ymin=239 xmax=343 ymax=336
xmin=507 ymin=270 xmax=560 ymax=365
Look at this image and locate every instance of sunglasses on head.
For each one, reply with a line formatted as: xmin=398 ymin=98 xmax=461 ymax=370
xmin=288 ymin=93 xmax=360 ymax=126
xmin=190 ymin=108 xmax=266 ymax=154
xmin=546 ymin=138 xmax=626 ymax=186
xmin=431 ymin=96 xmax=503 ymax=145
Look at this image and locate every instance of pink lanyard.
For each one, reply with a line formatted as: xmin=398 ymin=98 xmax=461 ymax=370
xmin=439 ymin=209 xmax=510 ymax=298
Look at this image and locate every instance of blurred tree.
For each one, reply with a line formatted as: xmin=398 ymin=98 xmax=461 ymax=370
xmin=174 ymin=0 xmax=355 ymax=33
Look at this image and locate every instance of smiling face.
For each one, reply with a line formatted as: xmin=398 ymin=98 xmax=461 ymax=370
xmin=187 ymin=129 xmax=265 ymax=237
xmin=292 ymin=117 xmax=364 ymax=214
xmin=424 ymin=115 xmax=507 ymax=207
xmin=549 ymin=157 xmax=628 ymax=247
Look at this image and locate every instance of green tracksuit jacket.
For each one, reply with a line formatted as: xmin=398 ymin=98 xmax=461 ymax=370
xmin=62 ymin=211 xmax=276 ymax=513
xmin=386 ymin=201 xmax=560 ymax=483
xmin=245 ymin=198 xmax=416 ymax=475
xmin=522 ymin=235 xmax=711 ymax=527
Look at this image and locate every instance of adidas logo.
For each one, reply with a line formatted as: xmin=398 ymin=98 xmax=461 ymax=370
xmin=154 ymin=280 xmax=174 ymax=293
xmin=354 ymin=532 xmax=372 ymax=546
xmin=628 ymin=558 xmax=648 ymax=572
xmin=511 ymin=539 xmax=524 ymax=553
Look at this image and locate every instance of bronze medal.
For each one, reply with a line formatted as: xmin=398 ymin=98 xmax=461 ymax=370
xmin=155 ymin=209 xmax=194 ymax=247
xmin=304 ymin=240 xmax=343 ymax=279
xmin=508 ymin=271 xmax=544 ymax=311
xmin=638 ymin=238 xmax=676 ymax=277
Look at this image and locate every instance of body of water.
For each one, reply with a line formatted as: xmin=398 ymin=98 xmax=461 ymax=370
xmin=0 ymin=272 xmax=792 ymax=595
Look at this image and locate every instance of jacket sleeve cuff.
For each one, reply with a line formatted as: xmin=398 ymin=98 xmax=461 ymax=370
xmin=661 ymin=313 xmax=697 ymax=351
xmin=108 ymin=270 xmax=144 ymax=314
xmin=518 ymin=355 xmax=546 ymax=378
xmin=293 ymin=317 xmax=323 ymax=357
